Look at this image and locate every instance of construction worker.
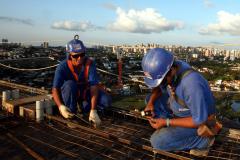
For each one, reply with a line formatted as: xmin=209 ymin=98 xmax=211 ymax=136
xmin=52 ymin=35 xmax=111 ymax=127
xmin=142 ymin=48 xmax=221 ymax=156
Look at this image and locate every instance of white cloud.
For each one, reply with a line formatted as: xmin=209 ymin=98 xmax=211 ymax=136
xmin=51 ymin=21 xmax=100 ymax=31
xmin=0 ymin=16 xmax=33 ymax=26
xmin=199 ymin=11 xmax=240 ymax=36
xmin=101 ymin=2 xmax=117 ymax=10
xmin=204 ymin=0 xmax=214 ymax=8
xmin=108 ymin=7 xmax=184 ymax=34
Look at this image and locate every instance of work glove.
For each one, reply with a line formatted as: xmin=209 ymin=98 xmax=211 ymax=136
xmin=59 ymin=104 xmax=74 ymax=119
xmin=89 ymin=109 xmax=101 ymax=127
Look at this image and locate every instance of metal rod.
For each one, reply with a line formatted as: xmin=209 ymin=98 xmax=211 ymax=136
xmin=41 ymin=125 xmax=122 ymax=158
xmin=6 ymin=133 xmax=45 ymax=160
xmin=55 ymin=121 xmax=115 ymax=144
xmin=101 ymin=125 xmax=136 ymax=137
xmin=47 ymin=117 xmax=156 ymax=159
xmin=23 ymin=134 xmax=79 ymax=158
xmin=210 ymin=149 xmax=240 ymax=158
xmin=110 ymin=123 xmax=139 ymax=132
xmin=73 ymin=114 xmax=90 ymax=125
xmin=49 ymin=133 xmax=117 ymax=160
xmin=53 ymin=121 xmax=156 ymax=159
xmin=45 ymin=114 xmax=191 ymax=160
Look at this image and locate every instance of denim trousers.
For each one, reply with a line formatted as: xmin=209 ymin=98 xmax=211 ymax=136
xmin=145 ymin=94 xmax=212 ymax=151
xmin=61 ymin=80 xmax=112 ymax=113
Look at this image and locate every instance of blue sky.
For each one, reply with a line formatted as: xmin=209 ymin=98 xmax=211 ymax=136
xmin=0 ymin=0 xmax=240 ymax=47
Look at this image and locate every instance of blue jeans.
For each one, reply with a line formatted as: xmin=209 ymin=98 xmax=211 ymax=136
xmin=146 ymin=93 xmax=211 ymax=151
xmin=61 ymin=80 xmax=112 ymax=113
xmin=150 ymin=127 xmax=211 ymax=151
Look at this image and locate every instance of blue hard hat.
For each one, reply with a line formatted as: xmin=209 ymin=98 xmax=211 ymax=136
xmin=142 ymin=48 xmax=174 ymax=88
xmin=66 ymin=35 xmax=86 ymax=54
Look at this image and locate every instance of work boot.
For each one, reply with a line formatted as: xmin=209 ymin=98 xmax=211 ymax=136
xmin=190 ymin=137 xmax=215 ymax=157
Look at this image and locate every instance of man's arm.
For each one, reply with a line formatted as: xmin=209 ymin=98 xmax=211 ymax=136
xmin=87 ymin=59 xmax=100 ymax=110
xmin=149 ymin=116 xmax=199 ymax=129
xmin=145 ymin=87 xmax=162 ymax=113
xmin=90 ymin=85 xmax=99 ymax=110
xmin=89 ymin=84 xmax=101 ymax=127
xmin=52 ymin=87 xmax=74 ymax=119
xmin=52 ymin=88 xmax=63 ymax=107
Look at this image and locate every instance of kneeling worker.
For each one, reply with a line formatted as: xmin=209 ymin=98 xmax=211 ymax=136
xmin=52 ymin=35 xmax=111 ymax=127
xmin=142 ymin=48 xmax=222 ymax=156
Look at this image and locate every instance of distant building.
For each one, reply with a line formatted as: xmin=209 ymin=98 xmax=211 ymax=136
xmin=2 ymin=38 xmax=8 ymax=43
xmin=42 ymin=42 xmax=49 ymax=48
xmin=191 ymin=53 xmax=198 ymax=59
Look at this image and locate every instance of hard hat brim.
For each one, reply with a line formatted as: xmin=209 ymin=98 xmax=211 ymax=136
xmin=144 ymin=77 xmax=164 ymax=88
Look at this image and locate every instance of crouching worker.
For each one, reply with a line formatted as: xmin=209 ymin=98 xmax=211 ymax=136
xmin=52 ymin=35 xmax=112 ymax=127
xmin=142 ymin=48 xmax=222 ymax=156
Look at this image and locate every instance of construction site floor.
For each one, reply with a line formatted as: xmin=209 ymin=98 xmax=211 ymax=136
xmin=0 ymin=109 xmax=240 ymax=160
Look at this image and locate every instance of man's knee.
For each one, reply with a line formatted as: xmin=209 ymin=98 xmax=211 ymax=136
xmin=98 ymin=91 xmax=112 ymax=108
xmin=61 ymin=80 xmax=78 ymax=113
xmin=63 ymin=80 xmax=77 ymax=90
xmin=61 ymin=80 xmax=78 ymax=96
xmin=101 ymin=94 xmax=112 ymax=107
xmin=150 ymin=129 xmax=171 ymax=150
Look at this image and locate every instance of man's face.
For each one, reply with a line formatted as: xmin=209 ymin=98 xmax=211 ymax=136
xmin=70 ymin=52 xmax=85 ymax=66
xmin=161 ymin=68 xmax=175 ymax=86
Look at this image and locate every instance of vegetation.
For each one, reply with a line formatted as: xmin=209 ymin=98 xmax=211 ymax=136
xmin=112 ymin=92 xmax=240 ymax=122
xmin=217 ymin=104 xmax=240 ymax=120
xmin=112 ymin=95 xmax=146 ymax=110
xmin=190 ymin=58 xmax=240 ymax=81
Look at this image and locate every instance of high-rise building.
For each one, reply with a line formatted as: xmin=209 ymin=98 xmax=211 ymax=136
xmin=42 ymin=42 xmax=49 ymax=48
xmin=2 ymin=39 xmax=8 ymax=44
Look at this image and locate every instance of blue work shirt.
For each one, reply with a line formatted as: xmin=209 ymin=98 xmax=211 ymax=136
xmin=53 ymin=57 xmax=99 ymax=89
xmin=167 ymin=60 xmax=215 ymax=125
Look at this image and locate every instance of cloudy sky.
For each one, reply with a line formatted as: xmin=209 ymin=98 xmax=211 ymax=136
xmin=1 ymin=0 xmax=240 ymax=47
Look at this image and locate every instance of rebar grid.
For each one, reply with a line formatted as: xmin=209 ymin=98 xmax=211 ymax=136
xmin=104 ymin=108 xmax=240 ymax=160
xmin=1 ymin=108 xmax=240 ymax=160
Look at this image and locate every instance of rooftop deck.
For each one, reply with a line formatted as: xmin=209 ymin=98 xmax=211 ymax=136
xmin=1 ymin=108 xmax=240 ymax=160
xmin=0 ymin=81 xmax=240 ymax=160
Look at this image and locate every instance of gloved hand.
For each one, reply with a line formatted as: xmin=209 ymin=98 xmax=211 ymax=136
xmin=89 ymin=109 xmax=101 ymax=127
xmin=59 ymin=105 xmax=74 ymax=119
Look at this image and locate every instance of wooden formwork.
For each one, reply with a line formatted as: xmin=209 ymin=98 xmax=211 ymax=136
xmin=2 ymin=94 xmax=51 ymax=115
xmin=19 ymin=104 xmax=36 ymax=120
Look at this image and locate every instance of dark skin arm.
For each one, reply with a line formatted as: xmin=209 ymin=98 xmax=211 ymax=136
xmin=90 ymin=85 xmax=99 ymax=110
xmin=52 ymin=88 xmax=63 ymax=108
xmin=145 ymin=87 xmax=162 ymax=116
xmin=148 ymin=66 xmax=200 ymax=129
xmin=149 ymin=116 xmax=199 ymax=129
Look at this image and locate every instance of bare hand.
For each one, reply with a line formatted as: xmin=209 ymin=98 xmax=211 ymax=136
xmin=144 ymin=104 xmax=155 ymax=118
xmin=149 ymin=118 xmax=166 ymax=129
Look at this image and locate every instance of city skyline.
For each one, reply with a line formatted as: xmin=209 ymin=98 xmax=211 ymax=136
xmin=1 ymin=0 xmax=240 ymax=48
